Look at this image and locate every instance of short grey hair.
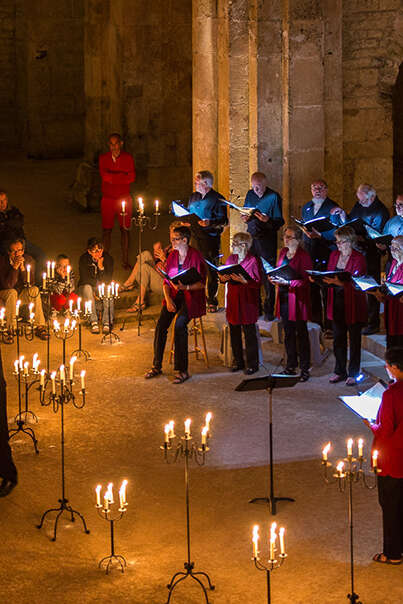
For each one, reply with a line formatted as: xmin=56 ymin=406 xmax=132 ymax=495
xmin=196 ymin=170 xmax=214 ymax=187
xmin=357 ymin=183 xmax=376 ymax=200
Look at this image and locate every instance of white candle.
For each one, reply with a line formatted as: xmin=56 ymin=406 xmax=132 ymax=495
xmin=372 ymin=450 xmax=378 ymax=468
xmin=26 ymin=264 xmax=31 ymax=285
xmin=51 ymin=261 xmax=55 ymax=279
xmin=29 ymin=312 xmax=34 ymax=323
xmin=106 ymin=482 xmax=114 ymax=504
xmin=33 ymin=353 xmax=39 ymax=372
xmin=59 ymin=364 xmax=65 ymax=383
xmin=40 ymin=369 xmax=45 ymax=387
xmin=138 ymin=197 xmax=144 ymax=214
xmin=98 ymin=285 xmax=102 ymax=298
xmin=119 ymin=479 xmax=128 ymax=508
xmin=47 ymin=261 xmax=51 ymax=278
xmin=201 ymin=426 xmax=208 ymax=445
xmin=51 ymin=371 xmax=56 ymax=394
xmin=337 ymin=461 xmax=345 ymax=477
xmin=95 ymin=484 xmax=102 ymax=507
xmin=19 ymin=355 xmax=24 ymax=371
xmin=53 ymin=319 xmax=60 ymax=332
xmin=14 ymin=360 xmax=19 ymax=374
xmin=0 ymin=307 xmax=5 ymax=325
xmin=252 ymin=525 xmax=259 ymax=558
xmin=77 ymin=297 xmax=81 ymax=312
xmin=205 ymin=412 xmax=212 ymax=433
xmin=270 ymin=533 xmax=276 ymax=561
xmin=164 ymin=424 xmax=170 ymax=443
xmin=103 ymin=492 xmax=109 ymax=511
xmin=69 ymin=356 xmax=77 ymax=381
xmin=111 ymin=282 xmax=115 ymax=296
xmin=71 ymin=319 xmax=77 ymax=331
xmin=69 ymin=299 xmax=73 ymax=314
xmin=122 ymin=200 xmax=126 ymax=214
xmin=279 ymin=527 xmax=285 ymax=555
xmin=88 ymin=300 xmax=92 ymax=315
xmin=64 ymin=318 xmax=70 ymax=332
xmin=16 ymin=299 xmax=21 ymax=317
xmin=42 ymin=272 xmax=47 ymax=289
xmin=107 ymin=285 xmax=111 ymax=298
xmin=168 ymin=420 xmax=175 ymax=439
xmin=358 ymin=438 xmax=364 ymax=458
xmin=66 ymin=265 xmax=71 ymax=285
xmin=184 ymin=418 xmax=191 ymax=438
xmin=155 ymin=199 xmax=159 ymax=213
xmin=347 ymin=438 xmax=353 ymax=457
xmin=80 ymin=370 xmax=86 ymax=390
xmin=322 ymin=442 xmax=331 ymax=461
xmin=115 ymin=283 xmax=119 ymax=297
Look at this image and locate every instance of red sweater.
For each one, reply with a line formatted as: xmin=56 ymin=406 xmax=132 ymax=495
xmin=385 ymin=260 xmax=403 ymax=336
xmin=225 ymin=253 xmax=261 ymax=325
xmin=326 ymin=249 xmax=368 ymax=325
xmin=371 ymin=380 xmax=403 ymax=478
xmin=99 ymin=150 xmax=135 ymax=199
xmin=164 ymin=246 xmax=206 ymax=320
xmin=274 ymin=246 xmax=312 ymax=321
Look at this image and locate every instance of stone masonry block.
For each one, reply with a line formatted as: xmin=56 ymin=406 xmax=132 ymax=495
xmin=290 ymin=56 xmax=324 ymax=105
xmin=290 ymin=106 xmax=324 ymax=151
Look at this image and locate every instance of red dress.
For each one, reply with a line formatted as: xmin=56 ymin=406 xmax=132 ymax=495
xmin=326 ymin=249 xmax=368 ymax=324
xmin=371 ymin=380 xmax=403 ymax=478
xmin=274 ymin=246 xmax=312 ymax=321
xmin=225 ymin=253 xmax=261 ymax=325
xmin=164 ymin=246 xmax=206 ymax=319
xmin=99 ymin=150 xmax=135 ymax=229
xmin=385 ymin=260 xmax=403 ymax=336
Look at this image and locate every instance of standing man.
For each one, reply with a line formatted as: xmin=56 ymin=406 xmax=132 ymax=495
xmin=0 ymin=348 xmax=17 ymax=497
xmin=242 ymin=172 xmax=284 ymax=320
xmin=99 ymin=133 xmax=135 ymax=270
xmin=188 ymin=171 xmax=227 ymax=312
xmin=383 ymin=194 xmax=403 ymax=237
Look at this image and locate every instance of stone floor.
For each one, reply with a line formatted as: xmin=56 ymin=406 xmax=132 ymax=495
xmin=0 ymin=157 xmax=401 ymax=604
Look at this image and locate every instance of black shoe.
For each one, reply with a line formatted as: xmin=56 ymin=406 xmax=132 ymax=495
xmin=362 ymin=326 xmax=380 ymax=335
xmin=300 ymin=371 xmax=310 ymax=382
xmin=0 ymin=478 xmax=17 ymax=497
xmin=280 ymin=368 xmax=297 ymax=376
xmin=245 ymin=367 xmax=258 ymax=375
xmin=230 ymin=365 xmax=244 ymax=372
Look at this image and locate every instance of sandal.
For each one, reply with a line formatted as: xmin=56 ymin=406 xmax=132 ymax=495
xmin=35 ymin=326 xmax=49 ymax=341
xmin=373 ymin=553 xmax=402 ymax=565
xmin=145 ymin=367 xmax=162 ymax=379
xmin=127 ymin=302 xmax=147 ymax=313
xmin=173 ymin=372 xmax=190 ymax=384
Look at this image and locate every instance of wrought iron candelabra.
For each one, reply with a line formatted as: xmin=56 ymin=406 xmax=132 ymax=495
xmin=71 ymin=303 xmax=92 ymax=360
xmin=95 ymin=480 xmax=128 ymax=574
xmin=252 ymin=523 xmax=288 ymax=604
xmin=53 ymin=317 xmax=77 ymax=365
xmin=97 ymin=283 xmax=120 ymax=344
xmin=321 ymin=439 xmax=378 ymax=604
xmin=40 ymin=274 xmax=59 ymax=371
xmin=121 ymin=197 xmax=160 ymax=335
xmin=161 ymin=415 xmax=214 ymax=604
xmin=8 ymin=354 xmax=41 ymax=454
xmin=36 ymin=366 xmax=89 ymax=541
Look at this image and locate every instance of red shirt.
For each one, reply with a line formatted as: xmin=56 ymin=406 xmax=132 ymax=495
xmin=225 ymin=253 xmax=261 ymax=325
xmin=371 ymin=380 xmax=403 ymax=478
xmin=274 ymin=246 xmax=312 ymax=322
xmin=164 ymin=246 xmax=206 ymax=320
xmin=385 ymin=260 xmax=403 ymax=336
xmin=326 ymin=249 xmax=367 ymax=325
xmin=99 ymin=150 xmax=135 ymax=199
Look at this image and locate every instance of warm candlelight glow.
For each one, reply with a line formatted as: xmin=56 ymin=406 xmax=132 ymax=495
xmin=347 ymin=438 xmax=353 ymax=457
xmin=66 ymin=265 xmax=71 ymax=284
xmin=336 ymin=461 xmax=345 ymax=477
xmin=205 ymin=412 xmax=212 ymax=432
xmin=69 ymin=356 xmax=77 ymax=381
xmin=279 ymin=527 xmax=286 ymax=555
xmin=95 ymin=484 xmax=102 ymax=507
xmin=252 ymin=524 xmax=259 ymax=558
xmin=201 ymin=426 xmax=208 ymax=445
xmin=77 ymin=297 xmax=81 ymax=312
xmin=122 ymin=200 xmax=126 ymax=213
xmin=322 ymin=442 xmax=331 ymax=461
xmin=358 ymin=438 xmax=364 ymax=458
xmin=16 ymin=299 xmax=21 ymax=317
xmin=168 ymin=420 xmax=175 ymax=438
xmin=119 ymin=479 xmax=128 ymax=508
xmin=26 ymin=264 xmax=31 ymax=285
xmin=14 ymin=360 xmax=19 ymax=374
xmin=47 ymin=261 xmax=51 ymax=278
xmin=53 ymin=319 xmax=60 ymax=332
xmin=184 ymin=418 xmax=191 ymax=437
xmin=19 ymin=355 xmax=24 ymax=371
xmin=51 ymin=261 xmax=55 ymax=279
xmin=40 ymin=369 xmax=45 ymax=387
xmin=59 ymin=365 xmax=65 ymax=383
xmin=33 ymin=353 xmax=40 ymax=372
xmin=80 ymin=370 xmax=86 ymax=390
xmin=23 ymin=361 xmax=29 ymax=375
xmin=51 ymin=371 xmax=56 ymax=394
xmin=138 ymin=197 xmax=144 ymax=214
xmin=42 ymin=272 xmax=47 ymax=289
xmin=155 ymin=199 xmax=159 ymax=212
xmin=164 ymin=424 xmax=170 ymax=443
xmin=270 ymin=522 xmax=277 ymax=561
xmin=105 ymin=482 xmax=114 ymax=504
xmin=372 ymin=450 xmax=378 ymax=468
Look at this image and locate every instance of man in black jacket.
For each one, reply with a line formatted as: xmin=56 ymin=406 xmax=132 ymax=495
xmin=0 ymin=348 xmax=17 ymax=497
xmin=78 ymin=237 xmax=114 ymax=334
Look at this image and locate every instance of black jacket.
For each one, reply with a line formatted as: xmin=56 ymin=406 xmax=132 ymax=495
xmin=78 ymin=251 xmax=114 ymax=288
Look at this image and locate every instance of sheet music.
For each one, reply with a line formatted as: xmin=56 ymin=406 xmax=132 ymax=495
xmin=339 ymin=382 xmax=386 ymax=422
xmin=171 ymin=200 xmax=190 ymax=217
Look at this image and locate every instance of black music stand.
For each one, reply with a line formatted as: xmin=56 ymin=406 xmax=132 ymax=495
xmin=235 ymin=374 xmax=299 ymax=515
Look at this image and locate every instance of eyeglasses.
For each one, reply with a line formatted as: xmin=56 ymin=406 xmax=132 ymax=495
xmin=336 ymin=239 xmax=349 ymax=245
xmin=283 ymin=235 xmax=297 ymax=241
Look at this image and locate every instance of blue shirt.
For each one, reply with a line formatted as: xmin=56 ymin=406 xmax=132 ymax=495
xmin=383 ymin=215 xmax=403 ymax=237
xmin=301 ymin=197 xmax=343 ymax=242
xmin=243 ymin=187 xmax=284 ymax=240
xmin=188 ymin=189 xmax=227 ymax=238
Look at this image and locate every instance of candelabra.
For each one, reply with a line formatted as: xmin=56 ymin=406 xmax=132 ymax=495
xmin=121 ymin=197 xmax=160 ymax=335
xmin=71 ymin=303 xmax=92 ymax=360
xmin=321 ymin=439 xmax=378 ymax=604
xmin=252 ymin=523 xmax=288 ymax=604
xmin=40 ymin=272 xmax=59 ymax=371
xmin=53 ymin=317 xmax=77 ymax=365
xmin=95 ymin=481 xmax=128 ymax=574
xmin=97 ymin=284 xmax=120 ymax=344
xmin=8 ymin=354 xmax=41 ymax=454
xmin=161 ymin=414 xmax=214 ymax=604
xmin=37 ymin=366 xmax=89 ymax=541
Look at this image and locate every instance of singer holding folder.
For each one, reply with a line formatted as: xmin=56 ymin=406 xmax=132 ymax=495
xmin=145 ymin=226 xmax=206 ymax=384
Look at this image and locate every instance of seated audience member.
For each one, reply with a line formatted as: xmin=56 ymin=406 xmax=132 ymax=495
xmin=78 ymin=237 xmax=114 ymax=334
xmin=383 ymin=195 xmax=403 ymax=237
xmin=368 ymin=236 xmax=403 ymax=349
xmin=50 ymin=254 xmax=78 ymax=314
xmin=0 ymin=238 xmax=48 ymax=339
xmin=269 ymin=226 xmax=312 ymax=382
xmin=324 ymin=226 xmax=367 ymax=386
xmin=0 ymin=190 xmax=45 ymax=281
xmin=145 ymin=226 xmax=206 ymax=384
xmin=363 ymin=347 xmax=403 ymax=565
xmin=219 ymin=232 xmax=261 ymax=375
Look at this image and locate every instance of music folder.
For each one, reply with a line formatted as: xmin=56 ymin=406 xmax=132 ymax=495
xmin=235 ymin=373 xmax=300 ymax=392
xmin=307 ymin=269 xmax=351 ymax=282
xmin=222 ymin=199 xmax=256 ymax=215
xmin=385 ymin=281 xmax=403 ymax=297
xmin=261 ymin=258 xmax=299 ymax=281
xmin=364 ymin=224 xmax=393 ymax=246
xmin=352 ymin=275 xmax=381 ymax=292
xmin=159 ymin=267 xmax=202 ymax=286
xmin=204 ymin=259 xmax=252 ymax=282
xmin=339 ymin=381 xmax=386 ymax=423
xmin=171 ymin=201 xmax=201 ymax=226
xmin=293 ymin=216 xmax=335 ymax=233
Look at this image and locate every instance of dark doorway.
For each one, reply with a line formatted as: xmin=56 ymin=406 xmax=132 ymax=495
xmin=393 ymin=63 xmax=403 ymax=197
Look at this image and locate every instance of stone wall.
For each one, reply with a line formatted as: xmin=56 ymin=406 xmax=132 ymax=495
xmin=0 ymin=0 xmax=17 ymax=148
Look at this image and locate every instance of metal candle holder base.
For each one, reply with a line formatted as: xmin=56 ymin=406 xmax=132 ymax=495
xmin=71 ymin=310 xmax=91 ymax=360
xmin=98 ymin=294 xmax=120 ymax=344
xmin=162 ymin=431 xmax=214 ymax=604
xmin=8 ymin=366 xmax=40 ymax=454
xmin=96 ymin=506 xmax=128 ymax=574
xmin=253 ymin=554 xmax=287 ymax=604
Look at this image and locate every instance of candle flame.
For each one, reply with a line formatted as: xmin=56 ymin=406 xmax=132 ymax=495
xmin=373 ymin=450 xmax=378 ymax=461
xmin=323 ymin=442 xmax=331 ymax=455
xmin=164 ymin=424 xmax=170 ymax=435
xmin=202 ymin=426 xmax=208 ymax=436
xmin=336 ymin=461 xmax=344 ymax=473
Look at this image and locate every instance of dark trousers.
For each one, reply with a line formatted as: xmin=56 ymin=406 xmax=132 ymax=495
xmin=0 ymin=350 xmax=17 ymax=483
xmin=332 ymin=291 xmax=362 ymax=377
xmin=195 ymin=237 xmax=220 ymax=307
xmin=386 ymin=334 xmax=403 ymax=350
xmin=378 ymin=475 xmax=403 ymax=559
xmin=367 ymin=294 xmax=380 ymax=330
xmin=366 ymin=255 xmax=381 ymax=329
xmin=310 ymin=282 xmax=331 ymax=330
xmin=153 ymin=296 xmax=190 ymax=373
xmin=251 ymin=239 xmax=276 ymax=319
xmin=229 ymin=323 xmax=259 ymax=370
xmin=280 ymin=297 xmax=310 ymax=372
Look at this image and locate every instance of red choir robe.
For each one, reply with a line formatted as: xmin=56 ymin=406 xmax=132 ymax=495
xmin=163 ymin=246 xmax=206 ymax=319
xmin=99 ymin=150 xmax=135 ymax=201
xmin=274 ymin=246 xmax=312 ymax=321
xmin=224 ymin=253 xmax=261 ymax=325
xmin=326 ymin=249 xmax=368 ymax=325
xmin=385 ymin=260 xmax=403 ymax=336
xmin=371 ymin=380 xmax=403 ymax=478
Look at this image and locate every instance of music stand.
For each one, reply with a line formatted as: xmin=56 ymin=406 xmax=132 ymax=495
xmin=235 ymin=374 xmax=299 ymax=515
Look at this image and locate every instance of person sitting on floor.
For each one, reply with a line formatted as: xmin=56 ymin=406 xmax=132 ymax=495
xmin=0 ymin=237 xmax=48 ymax=339
xmin=78 ymin=237 xmax=114 ymax=334
xmin=219 ymin=232 xmax=261 ymax=375
xmin=50 ymin=254 xmax=78 ymax=315
xmin=145 ymin=225 xmax=206 ymax=384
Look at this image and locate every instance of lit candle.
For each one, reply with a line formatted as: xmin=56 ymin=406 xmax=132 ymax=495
xmin=0 ymin=307 xmax=5 ymax=325
xmin=77 ymin=297 xmax=81 ymax=312
xmin=51 ymin=261 xmax=55 ymax=279
xmin=184 ymin=418 xmax=191 ymax=438
xmin=279 ymin=527 xmax=286 ymax=555
xmin=59 ymin=364 xmax=65 ymax=383
xmin=29 ymin=312 xmax=34 ymax=323
xmin=69 ymin=299 xmax=73 ymax=314
xmin=14 ymin=360 xmax=19 ymax=374
xmin=29 ymin=302 xmax=34 ymax=315
xmin=155 ymin=199 xmax=159 ymax=213
xmin=103 ymin=491 xmax=109 ymax=512
xmin=347 ymin=438 xmax=353 ymax=457
xmin=122 ymin=200 xmax=126 ymax=214
xmin=69 ymin=356 xmax=77 ymax=381
xmin=47 ymin=261 xmax=51 ymax=278
xmin=53 ymin=319 xmax=60 ymax=332
xmin=87 ymin=300 xmax=92 ymax=315
xmin=106 ymin=482 xmax=114 ymax=504
xmin=138 ymin=197 xmax=144 ymax=214
xmin=164 ymin=424 xmax=170 ymax=443
xmin=80 ymin=370 xmax=86 ymax=390
xmin=270 ymin=525 xmax=277 ymax=561
xmin=337 ymin=461 xmax=345 ymax=477
xmin=201 ymin=426 xmax=208 ymax=445
xmin=168 ymin=420 xmax=175 ymax=439
xmin=66 ymin=265 xmax=71 ymax=285
xmin=40 ymin=369 xmax=45 ymax=387
xmin=107 ymin=285 xmax=111 ymax=298
xmin=16 ymin=299 xmax=21 ymax=317
xmin=98 ymin=285 xmax=102 ymax=298
xmin=205 ymin=411 xmax=212 ymax=433
xmin=372 ymin=450 xmax=378 ymax=468
xmin=252 ymin=525 xmax=259 ymax=558
xmin=71 ymin=319 xmax=77 ymax=331
xmin=24 ymin=362 xmax=29 ymax=376
xmin=26 ymin=264 xmax=31 ymax=285
xmin=33 ymin=353 xmax=39 ymax=372
xmin=115 ymin=284 xmax=119 ymax=297
xmin=51 ymin=371 xmax=56 ymax=394
xmin=95 ymin=484 xmax=102 ymax=507
xmin=42 ymin=272 xmax=47 ymax=289
xmin=358 ymin=438 xmax=364 ymax=458
xmin=322 ymin=442 xmax=331 ymax=461
xmin=19 ymin=355 xmax=24 ymax=371
xmin=64 ymin=318 xmax=70 ymax=332
xmin=119 ymin=479 xmax=128 ymax=508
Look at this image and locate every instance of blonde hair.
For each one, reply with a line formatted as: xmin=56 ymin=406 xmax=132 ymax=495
xmin=232 ymin=232 xmax=253 ymax=251
xmin=335 ymin=225 xmax=357 ymax=246
xmin=283 ymin=224 xmax=303 ymax=243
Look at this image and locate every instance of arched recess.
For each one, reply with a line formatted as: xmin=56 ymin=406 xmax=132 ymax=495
xmin=393 ymin=63 xmax=403 ymax=197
